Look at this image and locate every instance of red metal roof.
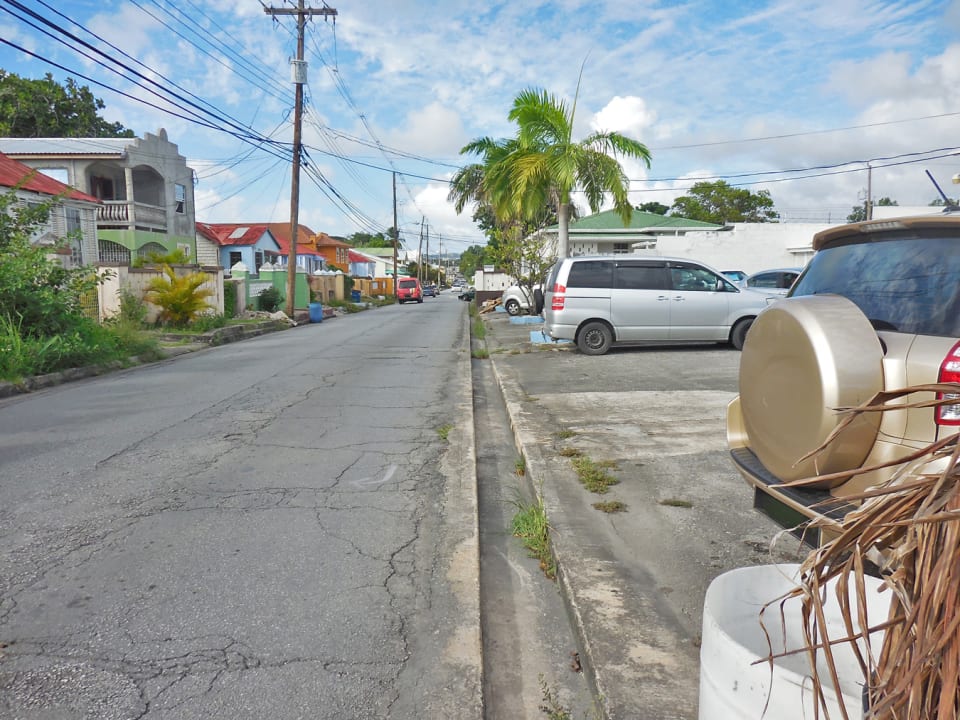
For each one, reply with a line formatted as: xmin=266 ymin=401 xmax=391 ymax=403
xmin=195 ymin=222 xmax=274 ymax=247
xmin=0 ymin=152 xmax=100 ymax=203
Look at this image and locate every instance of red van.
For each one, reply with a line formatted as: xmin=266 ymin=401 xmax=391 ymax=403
xmin=397 ymin=277 xmax=423 ymax=304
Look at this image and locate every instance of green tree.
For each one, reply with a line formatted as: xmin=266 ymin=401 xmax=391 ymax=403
xmin=458 ymin=245 xmax=489 ymax=277
xmin=0 ymin=187 xmax=101 ymax=337
xmin=0 ymin=71 xmax=134 ymax=138
xmin=847 ymin=196 xmax=898 ymax=223
xmin=346 ymin=229 xmax=400 ymax=248
xmin=637 ymin=201 xmax=669 ymax=215
xmin=670 ymin=180 xmax=778 ymax=224
xmin=483 ymin=85 xmax=652 ymax=257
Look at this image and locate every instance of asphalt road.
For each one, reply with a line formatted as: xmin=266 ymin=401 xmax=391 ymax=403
xmin=0 ymin=298 xmax=481 ymax=719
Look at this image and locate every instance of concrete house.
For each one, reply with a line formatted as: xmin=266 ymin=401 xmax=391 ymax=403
xmin=195 ymin=223 xmax=282 ymax=275
xmin=0 ymin=129 xmax=197 ymax=265
xmin=0 ymin=151 xmax=100 ymax=266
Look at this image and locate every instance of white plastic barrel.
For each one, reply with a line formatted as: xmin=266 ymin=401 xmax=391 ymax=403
xmin=699 ymin=563 xmax=888 ymax=719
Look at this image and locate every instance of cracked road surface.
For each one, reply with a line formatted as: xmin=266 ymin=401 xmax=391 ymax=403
xmin=0 ymin=298 xmax=481 ymax=719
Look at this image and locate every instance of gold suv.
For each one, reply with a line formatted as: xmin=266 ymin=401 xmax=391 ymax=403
xmin=727 ymin=214 xmax=960 ymax=544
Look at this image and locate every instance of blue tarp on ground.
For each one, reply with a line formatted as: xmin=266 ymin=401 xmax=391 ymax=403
xmin=530 ymin=330 xmax=571 ymax=344
xmin=509 ymin=316 xmax=544 ymax=324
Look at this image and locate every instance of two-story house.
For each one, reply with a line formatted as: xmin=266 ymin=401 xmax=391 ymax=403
xmin=0 ymin=129 xmax=197 ymax=265
xmin=0 ymin=151 xmax=100 ymax=266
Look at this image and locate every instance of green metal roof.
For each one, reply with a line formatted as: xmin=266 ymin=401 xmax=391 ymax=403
xmin=549 ymin=209 xmax=723 ymax=233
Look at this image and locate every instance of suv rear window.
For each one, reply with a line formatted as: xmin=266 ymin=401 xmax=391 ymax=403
xmin=566 ymin=260 xmax=613 ymax=288
xmin=399 ymin=280 xmax=417 ymax=289
xmin=791 ymin=232 xmax=960 ymax=337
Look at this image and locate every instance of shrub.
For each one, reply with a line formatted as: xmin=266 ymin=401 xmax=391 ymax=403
xmin=258 ymin=285 xmax=282 ymax=312
xmin=223 ymin=281 xmax=238 ymax=318
xmin=144 ymin=264 xmax=215 ymax=327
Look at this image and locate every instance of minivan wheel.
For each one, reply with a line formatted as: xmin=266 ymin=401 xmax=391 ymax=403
xmin=505 ymin=299 xmax=521 ymax=316
xmin=577 ymin=321 xmax=613 ymax=355
xmin=730 ymin=318 xmax=753 ymax=350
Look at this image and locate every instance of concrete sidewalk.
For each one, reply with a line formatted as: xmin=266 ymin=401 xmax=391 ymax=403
xmin=480 ymin=308 xmax=804 ymax=720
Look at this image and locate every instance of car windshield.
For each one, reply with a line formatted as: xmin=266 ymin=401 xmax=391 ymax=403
xmin=790 ymin=232 xmax=960 ymax=336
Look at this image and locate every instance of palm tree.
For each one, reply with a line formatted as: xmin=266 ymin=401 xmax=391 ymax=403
xmin=486 ymin=86 xmax=652 ymax=258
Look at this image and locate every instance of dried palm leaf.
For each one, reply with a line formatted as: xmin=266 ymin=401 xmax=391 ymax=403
xmin=761 ymin=385 xmax=960 ymax=719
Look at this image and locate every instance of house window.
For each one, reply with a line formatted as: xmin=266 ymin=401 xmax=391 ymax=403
xmin=613 ymin=243 xmax=630 ymax=254
xmin=175 ymin=184 xmax=185 ymax=214
xmin=229 ymin=251 xmax=242 ymax=270
xmin=65 ymin=206 xmax=81 ymax=235
xmin=254 ymin=251 xmax=264 ymax=274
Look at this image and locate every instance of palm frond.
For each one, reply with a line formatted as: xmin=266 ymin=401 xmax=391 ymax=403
xmin=770 ymin=385 xmax=960 ymax=719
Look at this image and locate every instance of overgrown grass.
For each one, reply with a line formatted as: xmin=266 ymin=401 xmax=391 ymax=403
xmin=0 ymin=313 xmax=160 ymax=383
xmin=472 ymin=315 xmax=486 ymax=339
xmin=511 ymin=493 xmax=556 ymax=579
xmin=571 ymin=456 xmax=619 ymax=494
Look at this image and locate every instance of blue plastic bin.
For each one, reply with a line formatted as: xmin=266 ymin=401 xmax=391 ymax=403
xmin=308 ymin=302 xmax=323 ymax=323
xmin=351 ymin=289 xmax=362 ymax=302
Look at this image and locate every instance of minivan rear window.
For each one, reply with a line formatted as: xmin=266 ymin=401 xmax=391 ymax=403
xmin=614 ymin=263 xmax=667 ymax=290
xmin=566 ymin=260 xmax=613 ymax=288
xmin=791 ymin=233 xmax=960 ymax=337
xmin=399 ymin=280 xmax=417 ymax=288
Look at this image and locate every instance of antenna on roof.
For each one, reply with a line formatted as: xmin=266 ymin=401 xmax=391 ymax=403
xmin=925 ymin=169 xmax=959 ymax=212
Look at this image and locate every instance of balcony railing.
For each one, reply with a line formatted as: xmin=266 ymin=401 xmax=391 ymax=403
xmin=97 ymin=200 xmax=166 ymax=231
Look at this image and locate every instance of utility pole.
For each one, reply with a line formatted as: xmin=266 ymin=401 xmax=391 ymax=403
xmin=416 ymin=218 xmax=424 ymax=283
xmin=424 ymin=223 xmax=429 ymax=285
xmin=437 ymin=234 xmax=442 ymax=286
xmin=392 ymin=171 xmax=398 ymax=296
xmin=866 ymin=163 xmax=873 ymax=221
xmin=264 ymin=0 xmax=337 ymax=317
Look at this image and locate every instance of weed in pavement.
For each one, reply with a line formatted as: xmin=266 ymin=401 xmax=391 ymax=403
xmin=572 ymin=456 xmax=619 ymax=494
xmin=555 ymin=429 xmax=576 ymax=440
xmin=659 ymin=498 xmax=693 ymax=508
xmin=510 ymin=492 xmax=556 ymax=579
xmin=515 ymin=457 xmax=526 ymax=476
xmin=593 ymin=500 xmax=627 ymax=513
xmin=471 ymin=349 xmax=490 ymax=359
xmin=558 ymin=447 xmax=583 ymax=458
xmin=437 ymin=424 xmax=453 ymax=441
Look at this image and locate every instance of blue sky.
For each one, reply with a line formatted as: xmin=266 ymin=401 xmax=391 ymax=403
xmin=2 ymin=0 xmax=959 ymax=253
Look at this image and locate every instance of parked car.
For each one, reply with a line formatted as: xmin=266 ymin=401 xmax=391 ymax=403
xmin=542 ymin=256 xmax=777 ymax=355
xmin=423 ymin=283 xmax=437 ymax=297
xmin=722 ymin=270 xmax=748 ymax=284
xmin=728 ymin=213 xmax=960 ymax=544
xmin=742 ymin=267 xmax=802 ymax=295
xmin=458 ymin=287 xmax=476 ymax=301
xmin=501 ymin=284 xmax=543 ymax=316
xmin=397 ymin=277 xmax=423 ymax=304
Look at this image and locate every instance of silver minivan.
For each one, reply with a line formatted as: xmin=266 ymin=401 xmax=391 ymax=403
xmin=542 ymin=256 xmax=777 ymax=355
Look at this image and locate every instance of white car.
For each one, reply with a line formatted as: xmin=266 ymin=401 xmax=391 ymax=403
xmin=501 ymin=285 xmax=541 ymax=316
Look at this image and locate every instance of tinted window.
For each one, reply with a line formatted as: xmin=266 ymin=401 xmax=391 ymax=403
xmin=566 ymin=260 xmax=613 ymax=288
xmin=399 ymin=280 xmax=417 ymax=288
xmin=668 ymin=264 xmax=720 ymax=292
xmin=791 ymin=233 xmax=960 ymax=336
xmin=614 ymin=263 xmax=667 ymax=290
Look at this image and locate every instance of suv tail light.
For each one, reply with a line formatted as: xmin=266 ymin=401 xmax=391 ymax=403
xmin=551 ymin=283 xmax=566 ymax=310
xmin=936 ymin=340 xmax=960 ymax=425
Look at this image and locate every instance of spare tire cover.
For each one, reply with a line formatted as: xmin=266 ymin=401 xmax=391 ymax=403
xmin=740 ymin=295 xmax=884 ymax=486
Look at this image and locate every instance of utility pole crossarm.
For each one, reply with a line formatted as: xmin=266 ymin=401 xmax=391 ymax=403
xmin=263 ymin=7 xmax=337 ymax=18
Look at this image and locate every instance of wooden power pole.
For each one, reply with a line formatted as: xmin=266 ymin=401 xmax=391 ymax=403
xmin=264 ymin=0 xmax=337 ymax=318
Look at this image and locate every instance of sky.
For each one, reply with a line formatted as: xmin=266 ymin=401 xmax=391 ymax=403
xmin=2 ymin=0 xmax=960 ymax=256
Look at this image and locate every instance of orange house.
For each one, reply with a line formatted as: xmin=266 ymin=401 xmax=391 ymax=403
xmin=311 ymin=232 xmax=352 ymax=270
